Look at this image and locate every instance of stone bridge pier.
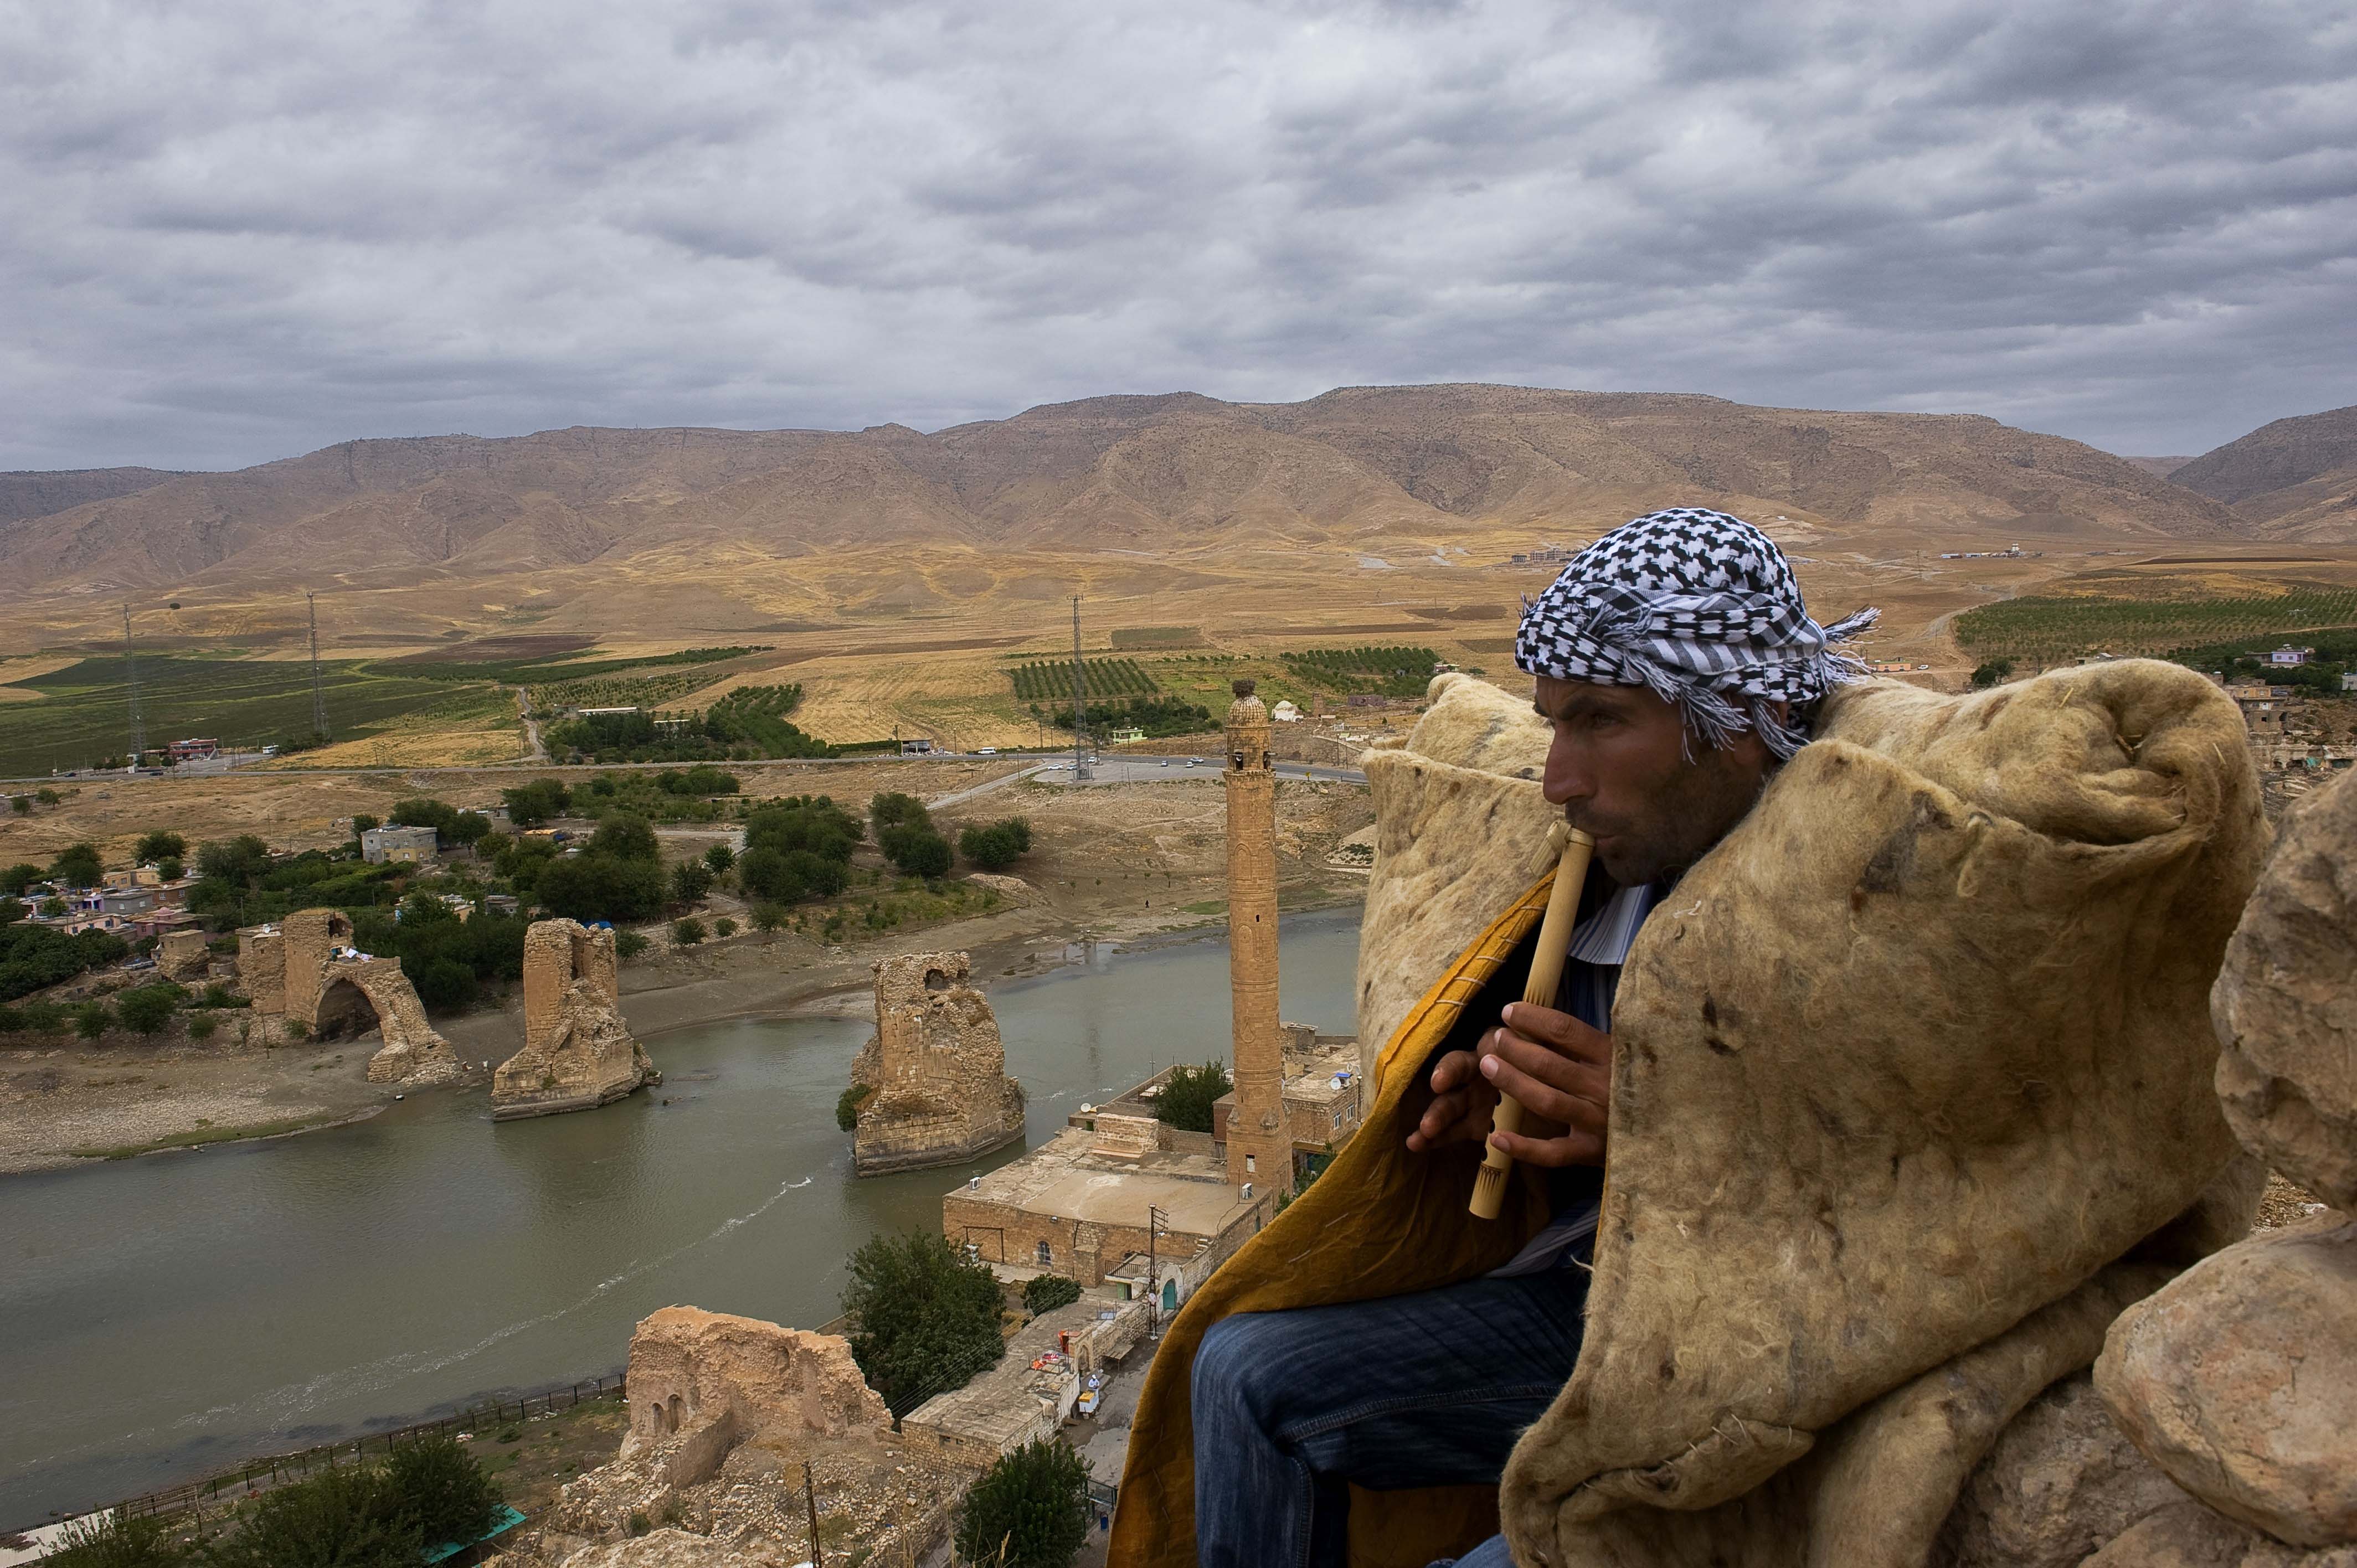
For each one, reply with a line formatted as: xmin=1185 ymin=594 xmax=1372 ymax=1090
xmin=492 ymin=919 xmax=655 ymax=1118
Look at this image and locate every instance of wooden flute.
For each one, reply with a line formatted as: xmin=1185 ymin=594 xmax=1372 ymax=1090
xmin=1468 ymin=822 xmax=1597 ymax=1220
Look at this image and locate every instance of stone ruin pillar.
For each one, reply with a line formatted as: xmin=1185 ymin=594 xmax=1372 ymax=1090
xmin=235 ymin=924 xmax=286 ymax=1014
xmin=493 ymin=919 xmax=655 ymax=1119
xmin=1223 ymin=679 xmax=1292 ymax=1198
xmin=846 ymin=951 xmax=1026 ymax=1174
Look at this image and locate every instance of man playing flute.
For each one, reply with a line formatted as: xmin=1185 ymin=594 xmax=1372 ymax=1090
xmin=1182 ymin=507 xmax=1879 ymax=1568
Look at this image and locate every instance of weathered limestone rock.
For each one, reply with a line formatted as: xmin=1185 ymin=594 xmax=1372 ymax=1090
xmin=2084 ymin=1502 xmax=2357 ymax=1567
xmin=548 ymin=1529 xmax=743 ymax=1568
xmin=493 ymin=921 xmax=654 ymax=1119
xmin=157 ymin=929 xmax=210 ymax=982
xmin=2096 ymin=1214 xmax=2357 ymax=1548
xmin=1934 ymin=1374 xmax=2187 ymax=1568
xmin=2212 ymin=767 xmax=2357 ymax=1212
xmin=847 ymin=952 xmax=1025 ymax=1175
xmin=621 ymin=1307 xmax=889 ymax=1459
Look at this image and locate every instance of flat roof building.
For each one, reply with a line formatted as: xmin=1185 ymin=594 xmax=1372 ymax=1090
xmin=361 ymin=824 xmax=440 ymax=865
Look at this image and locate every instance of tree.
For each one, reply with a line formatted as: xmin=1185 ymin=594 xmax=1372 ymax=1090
xmin=207 ymin=1459 xmax=419 ymax=1568
xmin=1971 ymin=658 xmax=2015 ymax=689
xmin=8 ymin=796 xmax=28 ymax=816
xmin=959 ymin=817 xmax=1033 ymax=871
xmin=351 ymin=813 xmax=381 ymax=843
xmin=135 ymin=831 xmax=185 ymax=864
xmin=672 ymin=916 xmax=706 ymax=946
xmin=843 ymin=1231 xmax=1006 ymax=1416
xmin=669 ymin=861 xmax=714 ymax=904
xmin=870 ymin=791 xmax=933 ymax=835
xmin=745 ymin=796 xmax=862 ymax=862
xmin=590 ymin=813 xmax=660 ymax=863
xmin=1 ymin=863 xmax=38 ymax=895
xmin=114 ymin=984 xmax=181 ymax=1035
xmin=954 ymin=1440 xmax=1091 ymax=1568
xmin=410 ymin=957 xmax=478 ymax=1012
xmin=35 ymin=787 xmax=59 ymax=806
xmin=49 ymin=842 xmax=104 ymax=889
xmin=533 ymin=854 xmax=666 ymax=924
xmin=155 ymin=857 xmax=183 ymax=881
xmin=196 ymin=834 xmax=272 ymax=888
xmin=713 ymin=916 xmax=737 ymax=938
xmin=0 ymin=898 xmax=23 ymax=926
xmin=1022 ymin=1274 xmax=1082 ymax=1314
xmin=501 ymin=778 xmax=572 ymax=828
xmin=703 ymin=843 xmax=734 ymax=874
xmin=881 ymin=826 xmax=953 ymax=879
xmin=1156 ymin=1060 xmax=1232 ymax=1133
xmin=74 ymin=1000 xmax=112 ymax=1039
xmin=751 ymin=902 xmax=786 ymax=941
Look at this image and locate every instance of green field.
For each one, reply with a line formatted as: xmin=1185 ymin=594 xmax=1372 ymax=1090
xmin=1953 ymin=590 xmax=2357 ymax=667
xmin=0 ymin=656 xmax=490 ymax=775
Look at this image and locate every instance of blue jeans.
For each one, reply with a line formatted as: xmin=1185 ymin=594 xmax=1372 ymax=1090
xmin=1190 ymin=1264 xmax=1591 ymax=1568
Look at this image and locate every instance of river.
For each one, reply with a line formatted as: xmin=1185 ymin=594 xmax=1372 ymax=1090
xmin=0 ymin=911 xmax=1362 ymax=1528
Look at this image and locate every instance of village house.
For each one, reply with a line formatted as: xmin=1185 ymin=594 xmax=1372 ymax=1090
xmin=360 ymin=824 xmax=440 ymax=865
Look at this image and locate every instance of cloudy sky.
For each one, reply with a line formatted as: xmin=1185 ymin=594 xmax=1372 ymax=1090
xmin=5 ymin=0 xmax=2354 ymax=472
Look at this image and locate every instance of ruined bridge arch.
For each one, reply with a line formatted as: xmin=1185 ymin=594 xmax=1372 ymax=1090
xmin=267 ymin=908 xmax=464 ymax=1085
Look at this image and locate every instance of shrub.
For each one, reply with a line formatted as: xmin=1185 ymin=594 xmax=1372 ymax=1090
xmin=870 ymin=792 xmax=932 ymax=835
xmin=114 ymin=984 xmax=182 ymax=1035
xmin=614 ymin=930 xmax=650 ymax=961
xmin=534 ymin=854 xmax=666 ymax=924
xmin=669 ymin=862 xmax=714 ymax=904
xmin=207 ymin=1460 xmax=418 ymax=1568
xmin=627 ymin=1513 xmax=651 ymax=1538
xmin=187 ymin=1012 xmax=219 ymax=1041
xmin=836 ymin=1082 xmax=873 ymax=1131
xmin=590 ymin=813 xmax=661 ymax=863
xmin=384 ymin=1435 xmax=504 ymax=1548
xmin=0 ymin=897 xmax=23 ymax=926
xmin=1022 ymin=1274 xmax=1082 ymax=1314
xmin=702 ymin=843 xmax=734 ymax=873
xmin=713 ymin=916 xmax=737 ymax=938
xmin=15 ymin=998 xmax=68 ymax=1033
xmin=43 ymin=1508 xmax=191 ymax=1568
xmin=672 ymin=917 xmax=706 ymax=946
xmin=1155 ymin=1060 xmax=1232 ymax=1133
xmin=155 ymin=858 xmax=183 ymax=881
xmin=954 ymin=1440 xmax=1091 ymax=1568
xmin=1970 ymin=658 xmax=2015 ymax=689
xmin=843 ymin=1231 xmax=1006 ymax=1416
xmin=198 ymin=982 xmax=249 ymax=1009
xmin=750 ymin=902 xmax=786 ymax=938
xmin=2 ymin=862 xmax=39 ymax=895
xmin=74 ymin=1000 xmax=113 ymax=1040
xmin=959 ymin=817 xmax=1033 ymax=870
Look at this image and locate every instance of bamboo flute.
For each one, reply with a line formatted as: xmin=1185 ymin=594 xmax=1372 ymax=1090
xmin=1468 ymin=822 xmax=1597 ymax=1220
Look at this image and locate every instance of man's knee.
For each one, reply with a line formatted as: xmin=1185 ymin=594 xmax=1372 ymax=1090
xmin=1192 ymin=1313 xmax=1278 ymax=1422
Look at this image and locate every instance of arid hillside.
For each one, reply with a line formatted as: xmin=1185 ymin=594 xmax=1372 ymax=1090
xmin=0 ymin=385 xmax=2240 ymax=620
xmin=2171 ymin=404 xmax=2357 ymax=543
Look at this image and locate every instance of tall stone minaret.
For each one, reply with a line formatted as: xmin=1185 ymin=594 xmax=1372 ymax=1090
xmin=1223 ymin=679 xmax=1292 ymax=1198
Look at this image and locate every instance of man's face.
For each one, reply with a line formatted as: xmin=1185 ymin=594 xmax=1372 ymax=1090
xmin=1534 ymin=675 xmax=1778 ymax=886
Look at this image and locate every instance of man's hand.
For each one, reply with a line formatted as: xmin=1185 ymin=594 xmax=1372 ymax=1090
xmin=1404 ymin=1002 xmax=1612 ymax=1167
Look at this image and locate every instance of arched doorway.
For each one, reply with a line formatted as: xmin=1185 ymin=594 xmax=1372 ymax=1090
xmin=1161 ymin=1277 xmax=1178 ymax=1312
xmin=312 ymin=976 xmax=382 ymax=1041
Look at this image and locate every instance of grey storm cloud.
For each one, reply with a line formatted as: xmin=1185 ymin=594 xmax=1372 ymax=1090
xmin=2 ymin=0 xmax=2353 ymax=471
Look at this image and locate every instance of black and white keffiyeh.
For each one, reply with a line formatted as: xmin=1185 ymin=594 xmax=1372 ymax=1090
xmin=1514 ymin=507 xmax=1879 ymax=759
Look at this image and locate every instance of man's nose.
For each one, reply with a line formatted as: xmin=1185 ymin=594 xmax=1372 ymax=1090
xmin=1542 ymin=735 xmax=1591 ymax=807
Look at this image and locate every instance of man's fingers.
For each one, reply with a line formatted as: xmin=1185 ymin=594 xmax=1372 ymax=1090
xmin=1427 ymin=1049 xmax=1478 ymax=1094
xmin=1479 ymin=1044 xmax=1606 ymax=1132
xmin=1489 ymin=1126 xmax=1604 ymax=1168
xmin=1501 ymin=1002 xmax=1610 ymax=1065
xmin=1481 ymin=1031 xmax=1609 ymax=1115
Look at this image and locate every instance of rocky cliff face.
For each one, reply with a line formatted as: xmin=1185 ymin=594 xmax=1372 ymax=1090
xmin=493 ymin=920 xmax=654 ymax=1118
xmin=848 ymin=950 xmax=1025 ymax=1175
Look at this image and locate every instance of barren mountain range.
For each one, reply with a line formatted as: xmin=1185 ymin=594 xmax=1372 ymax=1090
xmin=0 ymin=385 xmax=2348 ymax=656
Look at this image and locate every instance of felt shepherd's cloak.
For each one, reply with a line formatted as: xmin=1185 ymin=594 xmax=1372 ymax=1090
xmin=1109 ymin=664 xmax=2266 ymax=1568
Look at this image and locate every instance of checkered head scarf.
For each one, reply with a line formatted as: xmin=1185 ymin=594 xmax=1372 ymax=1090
xmin=1515 ymin=507 xmax=1879 ymax=759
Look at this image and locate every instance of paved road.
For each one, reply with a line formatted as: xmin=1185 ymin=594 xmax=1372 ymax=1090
xmin=1036 ymin=754 xmax=1369 ymax=787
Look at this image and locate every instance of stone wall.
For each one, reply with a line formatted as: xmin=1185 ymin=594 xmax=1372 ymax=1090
xmin=494 ymin=920 xmax=654 ymax=1119
xmin=235 ymin=925 xmax=285 ymax=1013
xmin=157 ymin=929 xmax=209 ymax=982
xmin=621 ymin=1307 xmax=889 ymax=1458
xmin=849 ymin=951 xmax=1025 ymax=1175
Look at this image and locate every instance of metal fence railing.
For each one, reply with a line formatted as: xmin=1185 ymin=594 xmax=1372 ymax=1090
xmin=45 ymin=1375 xmax=627 ymax=1534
